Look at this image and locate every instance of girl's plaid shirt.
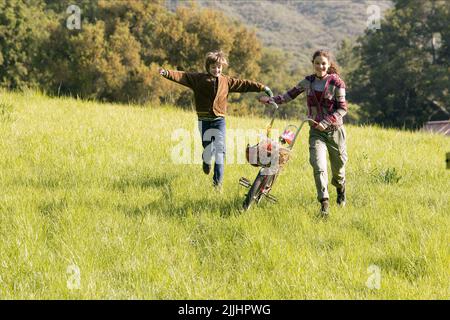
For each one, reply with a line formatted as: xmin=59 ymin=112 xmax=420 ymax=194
xmin=273 ymin=73 xmax=347 ymax=130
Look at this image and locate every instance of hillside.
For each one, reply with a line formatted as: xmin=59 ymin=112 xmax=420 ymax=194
xmin=167 ymin=0 xmax=393 ymax=66
xmin=0 ymin=90 xmax=448 ymax=299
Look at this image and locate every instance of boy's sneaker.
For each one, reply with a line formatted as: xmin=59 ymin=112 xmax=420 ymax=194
xmin=202 ymin=162 xmax=211 ymax=175
xmin=337 ymin=186 xmax=346 ymax=207
xmin=213 ymin=182 xmax=223 ymax=194
xmin=320 ymin=199 xmax=329 ymax=217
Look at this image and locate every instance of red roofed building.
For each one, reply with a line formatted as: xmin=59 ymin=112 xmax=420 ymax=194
xmin=423 ymin=120 xmax=450 ymax=136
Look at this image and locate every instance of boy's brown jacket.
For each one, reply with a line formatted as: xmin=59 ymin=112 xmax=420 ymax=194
xmin=164 ymin=70 xmax=266 ymax=118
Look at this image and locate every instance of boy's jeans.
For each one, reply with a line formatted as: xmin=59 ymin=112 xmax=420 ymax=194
xmin=309 ymin=126 xmax=348 ymax=201
xmin=198 ymin=118 xmax=226 ymax=186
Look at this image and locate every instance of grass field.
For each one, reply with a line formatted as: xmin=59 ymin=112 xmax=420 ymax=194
xmin=0 ymin=90 xmax=448 ymax=299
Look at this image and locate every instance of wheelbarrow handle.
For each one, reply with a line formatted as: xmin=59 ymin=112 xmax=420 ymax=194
xmin=304 ymin=118 xmax=318 ymax=126
xmin=265 ymin=101 xmax=279 ymax=137
xmin=268 ymin=101 xmax=278 ymax=110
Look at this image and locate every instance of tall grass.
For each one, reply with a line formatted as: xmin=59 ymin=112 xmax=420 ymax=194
xmin=0 ymin=90 xmax=448 ymax=299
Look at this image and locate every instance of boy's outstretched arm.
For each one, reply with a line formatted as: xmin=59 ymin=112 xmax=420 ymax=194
xmin=158 ymin=67 xmax=169 ymax=77
xmin=159 ymin=67 xmax=193 ymax=88
xmin=227 ymin=77 xmax=269 ymax=94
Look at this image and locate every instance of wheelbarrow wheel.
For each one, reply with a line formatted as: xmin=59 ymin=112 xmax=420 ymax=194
xmin=242 ymin=173 xmax=270 ymax=211
xmin=242 ymin=174 xmax=264 ymax=211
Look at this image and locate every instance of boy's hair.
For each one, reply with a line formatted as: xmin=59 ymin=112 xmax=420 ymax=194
xmin=205 ymin=50 xmax=228 ymax=71
xmin=311 ymin=49 xmax=340 ymax=75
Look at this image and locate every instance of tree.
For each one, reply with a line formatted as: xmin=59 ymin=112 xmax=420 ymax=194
xmin=2 ymin=0 xmax=310 ymax=117
xmin=348 ymin=0 xmax=450 ymax=129
xmin=0 ymin=0 xmax=53 ymax=89
xmin=39 ymin=0 xmax=267 ymax=106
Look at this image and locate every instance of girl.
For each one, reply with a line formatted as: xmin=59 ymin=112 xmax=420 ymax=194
xmin=260 ymin=49 xmax=348 ymax=216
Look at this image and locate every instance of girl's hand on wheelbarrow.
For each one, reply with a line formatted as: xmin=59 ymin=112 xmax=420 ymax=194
xmin=259 ymin=96 xmax=273 ymax=104
xmin=305 ymin=118 xmax=326 ymax=131
xmin=315 ymin=122 xmax=327 ymax=132
xmin=308 ymin=119 xmax=326 ymax=132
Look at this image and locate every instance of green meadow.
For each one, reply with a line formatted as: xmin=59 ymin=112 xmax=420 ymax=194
xmin=0 ymin=90 xmax=448 ymax=299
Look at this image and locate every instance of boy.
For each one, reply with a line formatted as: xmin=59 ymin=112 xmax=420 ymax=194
xmin=159 ymin=50 xmax=272 ymax=190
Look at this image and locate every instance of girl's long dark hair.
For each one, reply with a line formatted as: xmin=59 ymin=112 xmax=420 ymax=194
xmin=312 ymin=49 xmax=340 ymax=75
